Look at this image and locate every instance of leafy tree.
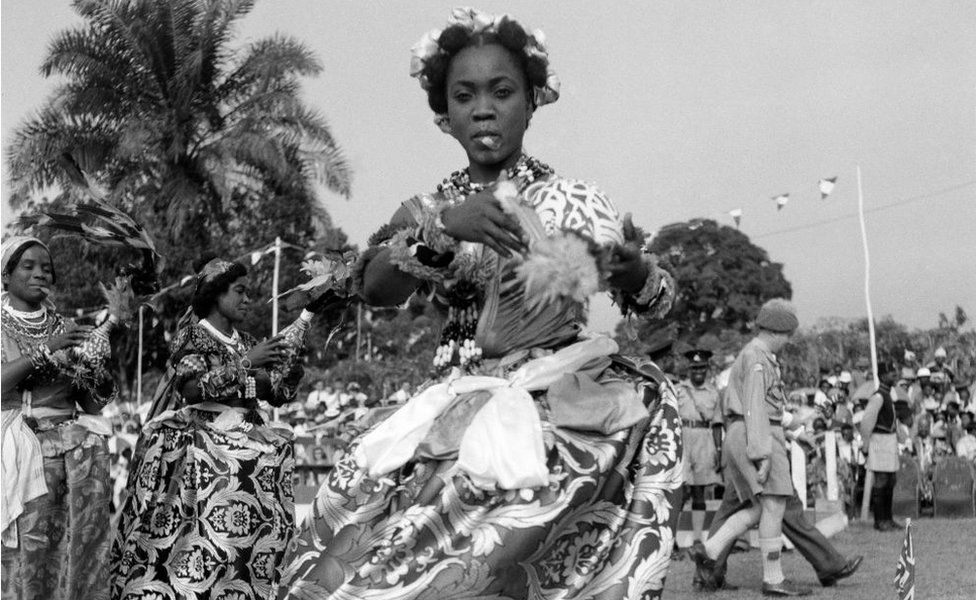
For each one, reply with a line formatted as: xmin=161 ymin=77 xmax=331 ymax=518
xmin=616 ymin=219 xmax=792 ymax=359
xmin=6 ymin=0 xmax=350 ymax=291
xmin=4 ymin=0 xmax=353 ymax=399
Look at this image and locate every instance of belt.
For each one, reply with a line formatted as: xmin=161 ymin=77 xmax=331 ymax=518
xmin=682 ymin=419 xmax=711 ymax=429
xmin=726 ymin=414 xmax=782 ymax=426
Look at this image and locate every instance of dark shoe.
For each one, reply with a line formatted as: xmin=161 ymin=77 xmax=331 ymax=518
xmin=873 ymin=521 xmax=895 ymax=531
xmin=887 ymin=518 xmax=905 ymax=529
xmin=819 ymin=555 xmax=864 ymax=586
xmin=691 ymin=546 xmax=720 ymax=592
xmin=761 ymin=579 xmax=812 ymax=596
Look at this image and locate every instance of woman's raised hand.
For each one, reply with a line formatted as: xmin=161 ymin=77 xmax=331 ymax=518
xmin=246 ymin=336 xmax=290 ymax=368
xmin=48 ymin=324 xmax=93 ymax=352
xmin=440 ymin=187 xmax=526 ymax=258
xmin=605 ymin=213 xmax=649 ymax=294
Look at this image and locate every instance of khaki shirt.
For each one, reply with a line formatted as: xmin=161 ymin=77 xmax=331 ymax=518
xmin=676 ymin=380 xmax=720 ymax=424
xmin=723 ymin=337 xmax=786 ymax=460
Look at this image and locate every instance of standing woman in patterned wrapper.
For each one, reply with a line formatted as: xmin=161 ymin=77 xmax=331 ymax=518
xmin=276 ymin=9 xmax=682 ymax=600
xmin=111 ymin=255 xmax=320 ymax=600
xmin=1 ymin=236 xmax=126 ymax=600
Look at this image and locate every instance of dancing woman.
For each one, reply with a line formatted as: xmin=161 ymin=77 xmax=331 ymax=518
xmin=111 ymin=256 xmax=315 ymax=600
xmin=1 ymin=236 xmax=125 ymax=600
xmin=276 ymin=9 xmax=682 ymax=599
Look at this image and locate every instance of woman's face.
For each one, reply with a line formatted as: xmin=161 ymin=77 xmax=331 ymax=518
xmin=446 ymin=43 xmax=532 ymax=179
xmin=215 ymin=276 xmax=251 ymax=323
xmin=3 ymin=244 xmax=54 ymax=307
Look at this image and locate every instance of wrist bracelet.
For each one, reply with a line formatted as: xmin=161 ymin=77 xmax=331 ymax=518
xmin=245 ymin=376 xmax=257 ymax=400
xmin=417 ymin=203 xmax=459 ymax=254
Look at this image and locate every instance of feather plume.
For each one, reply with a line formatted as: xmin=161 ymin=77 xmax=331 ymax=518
xmin=39 ymin=153 xmax=161 ymax=296
xmin=99 ymin=276 xmax=137 ymax=325
xmin=275 ymin=251 xmax=355 ymax=302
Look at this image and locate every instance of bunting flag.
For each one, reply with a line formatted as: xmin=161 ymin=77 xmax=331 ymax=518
xmin=250 ymin=245 xmax=276 ymax=265
xmin=773 ymin=193 xmax=790 ymax=211
xmin=819 ymin=176 xmax=838 ymax=199
xmin=894 ymin=519 xmax=915 ymax=600
xmin=729 ymin=208 xmax=743 ymax=228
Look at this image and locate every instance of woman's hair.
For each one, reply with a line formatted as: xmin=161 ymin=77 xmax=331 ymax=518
xmin=190 ymin=252 xmax=247 ymax=318
xmin=2 ymin=240 xmax=57 ymax=286
xmin=422 ymin=18 xmax=549 ymax=115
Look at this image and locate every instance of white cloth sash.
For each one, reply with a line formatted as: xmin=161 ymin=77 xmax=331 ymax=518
xmin=1 ymin=408 xmax=48 ymax=547
xmin=355 ymin=335 xmax=618 ymax=489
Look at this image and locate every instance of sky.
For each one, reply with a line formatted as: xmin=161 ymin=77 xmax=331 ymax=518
xmin=2 ymin=1 xmax=975 ymax=335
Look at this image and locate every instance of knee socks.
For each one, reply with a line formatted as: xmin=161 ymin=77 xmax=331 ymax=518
xmin=759 ymin=536 xmax=785 ymax=585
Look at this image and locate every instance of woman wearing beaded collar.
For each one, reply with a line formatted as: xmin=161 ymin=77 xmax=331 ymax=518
xmin=111 ymin=254 xmax=322 ymax=600
xmin=276 ymin=9 xmax=681 ymax=600
xmin=1 ymin=236 xmax=124 ymax=600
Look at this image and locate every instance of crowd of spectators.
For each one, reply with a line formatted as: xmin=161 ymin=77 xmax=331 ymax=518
xmin=783 ymin=345 xmax=974 ymax=516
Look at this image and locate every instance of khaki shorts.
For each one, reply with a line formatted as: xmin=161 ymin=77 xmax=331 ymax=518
xmin=722 ymin=420 xmax=793 ymax=500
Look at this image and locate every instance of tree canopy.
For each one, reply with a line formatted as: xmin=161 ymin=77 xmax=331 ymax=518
xmin=616 ymin=218 xmax=792 ymax=359
xmin=6 ymin=0 xmax=351 ymax=279
xmin=4 ymin=0 xmax=355 ymax=397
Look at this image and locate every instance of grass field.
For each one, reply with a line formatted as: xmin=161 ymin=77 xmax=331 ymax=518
xmin=663 ymin=519 xmax=976 ymax=600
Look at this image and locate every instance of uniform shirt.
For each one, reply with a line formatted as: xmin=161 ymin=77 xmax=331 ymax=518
xmin=723 ymin=337 xmax=786 ymax=460
xmin=676 ymin=380 xmax=720 ymax=425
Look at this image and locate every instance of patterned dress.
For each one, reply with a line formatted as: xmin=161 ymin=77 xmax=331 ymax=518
xmin=275 ymin=171 xmax=683 ymax=599
xmin=1 ymin=300 xmax=118 ymax=600
xmin=111 ymin=321 xmax=304 ymax=600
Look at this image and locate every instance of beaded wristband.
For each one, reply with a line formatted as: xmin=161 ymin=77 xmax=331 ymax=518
xmin=388 ymin=229 xmax=454 ymax=283
xmin=416 ymin=202 xmax=459 ymax=255
xmin=24 ymin=344 xmax=60 ymax=380
xmin=613 ymin=254 xmax=675 ymax=319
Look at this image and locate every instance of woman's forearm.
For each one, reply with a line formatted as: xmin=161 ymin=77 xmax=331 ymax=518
xmin=362 ymin=247 xmax=423 ymax=306
xmin=1 ymin=357 xmax=35 ymax=393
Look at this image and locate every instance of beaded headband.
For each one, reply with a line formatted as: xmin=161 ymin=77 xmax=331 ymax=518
xmin=198 ymin=258 xmax=236 ymax=284
xmin=1 ymin=236 xmax=49 ymax=275
xmin=411 ymin=7 xmax=560 ymax=133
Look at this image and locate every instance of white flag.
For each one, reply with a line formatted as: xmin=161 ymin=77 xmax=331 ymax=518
xmin=819 ymin=177 xmax=837 ymax=199
xmin=729 ymin=208 xmax=743 ymax=228
xmin=250 ymin=250 xmax=263 ymax=265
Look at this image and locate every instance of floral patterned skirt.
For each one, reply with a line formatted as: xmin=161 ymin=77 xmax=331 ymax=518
xmin=111 ymin=407 xmax=295 ymax=600
xmin=275 ymin=384 xmax=683 ymax=600
xmin=1 ymin=420 xmax=112 ymax=600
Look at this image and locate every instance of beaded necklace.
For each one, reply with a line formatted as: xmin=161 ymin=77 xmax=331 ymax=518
xmin=437 ymin=154 xmax=553 ymax=204
xmin=1 ymin=300 xmax=60 ymax=344
xmin=431 ymin=154 xmax=554 ymax=371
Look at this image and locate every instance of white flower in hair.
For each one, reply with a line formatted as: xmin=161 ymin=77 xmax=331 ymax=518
xmin=410 ymin=28 xmax=442 ymax=79
xmin=410 ymin=7 xmax=560 ymax=116
xmin=450 ymin=6 xmax=499 ymax=32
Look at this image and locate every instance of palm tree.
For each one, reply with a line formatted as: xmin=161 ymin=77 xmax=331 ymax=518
xmin=6 ymin=0 xmax=351 ymax=269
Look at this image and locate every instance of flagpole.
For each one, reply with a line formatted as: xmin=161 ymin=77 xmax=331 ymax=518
xmin=857 ymin=166 xmax=879 ymax=388
xmin=856 ymin=165 xmax=880 ymax=522
xmin=136 ymin=305 xmax=144 ymax=406
xmin=272 ymin=236 xmax=282 ymax=336
xmin=271 ymin=237 xmax=282 ymax=423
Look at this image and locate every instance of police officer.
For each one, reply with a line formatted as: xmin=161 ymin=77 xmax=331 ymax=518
xmin=860 ymin=359 xmax=901 ymax=531
xmin=676 ymin=349 xmax=723 ymax=549
xmin=693 ymin=298 xmax=811 ymax=596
